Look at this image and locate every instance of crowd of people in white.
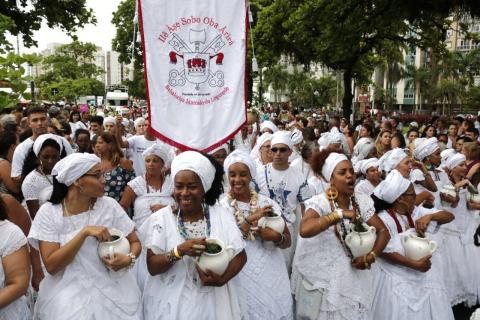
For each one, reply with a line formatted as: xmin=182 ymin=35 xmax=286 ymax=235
xmin=0 ymin=105 xmax=479 ymax=320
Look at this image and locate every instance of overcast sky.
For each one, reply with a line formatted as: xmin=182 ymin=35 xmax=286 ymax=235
xmin=8 ymin=0 xmax=124 ymax=53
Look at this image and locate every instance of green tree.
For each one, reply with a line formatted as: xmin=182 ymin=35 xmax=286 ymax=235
xmin=0 ymin=1 xmax=96 ymax=52
xmin=0 ymin=52 xmax=41 ymax=109
xmin=254 ymin=0 xmax=480 ymax=118
xmin=37 ymin=41 xmax=104 ymax=101
xmin=111 ymin=0 xmax=145 ymax=99
xmin=262 ymin=64 xmax=289 ymax=103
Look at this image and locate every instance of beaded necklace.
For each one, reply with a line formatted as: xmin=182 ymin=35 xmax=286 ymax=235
xmin=227 ymin=189 xmax=258 ymax=241
xmin=176 ymin=204 xmax=211 ymax=240
xmin=38 ymin=167 xmax=53 ymax=185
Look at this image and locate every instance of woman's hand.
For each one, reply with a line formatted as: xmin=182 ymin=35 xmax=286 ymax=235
xmin=454 ymin=179 xmax=470 ymax=190
xmin=150 ymin=203 xmax=166 ymax=213
xmin=410 ymin=255 xmax=432 ymax=272
xmin=467 ymin=200 xmax=480 ymax=210
xmin=415 ymin=214 xmax=432 ymax=235
xmin=31 ymin=266 xmax=44 ymax=291
xmin=177 ymin=238 xmax=207 ymax=257
xmin=351 ymin=252 xmax=375 ymax=270
xmin=440 ymin=193 xmax=459 ymax=207
xmin=247 ymin=205 xmax=273 ymax=226
xmin=82 ymin=226 xmax=111 ymax=242
xmin=196 ymin=266 xmax=225 ymax=287
xmin=102 ymin=253 xmax=132 ymax=271
xmin=342 ymin=209 xmax=356 ymax=221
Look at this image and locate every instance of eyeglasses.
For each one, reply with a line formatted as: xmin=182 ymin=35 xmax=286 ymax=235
xmin=83 ymin=172 xmax=103 ymax=179
xmin=271 ymin=147 xmax=288 ymax=153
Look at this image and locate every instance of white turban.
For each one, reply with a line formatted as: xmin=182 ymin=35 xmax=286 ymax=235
xmin=171 ymin=151 xmax=216 ymax=192
xmin=224 ymin=150 xmax=257 ymax=180
xmin=121 ymin=119 xmax=129 ymax=127
xmin=260 ymin=120 xmax=278 ymax=133
xmin=142 ymin=143 xmax=172 ymax=166
xmin=271 ymin=131 xmax=294 ymax=149
xmin=290 ymin=130 xmax=303 ymax=145
xmin=355 ymin=158 xmax=379 ymax=175
xmin=321 ymin=153 xmax=349 ymax=182
xmin=445 ymin=153 xmax=466 ymax=170
xmin=33 ymin=134 xmax=64 ymax=156
xmin=96 ymin=111 xmax=105 ymax=118
xmin=103 ymin=116 xmax=115 ymax=127
xmin=373 ymin=169 xmax=411 ymax=204
xmin=250 ymin=133 xmax=272 ymax=160
xmin=413 ymin=137 xmax=439 ymax=161
xmin=52 ymin=153 xmax=100 ymax=186
xmin=134 ymin=117 xmax=145 ymax=128
xmin=353 ymin=137 xmax=375 ymax=160
xmin=440 ymin=149 xmax=456 ymax=169
xmin=378 ymin=148 xmax=408 ymax=173
xmin=208 ymin=143 xmax=229 ymax=156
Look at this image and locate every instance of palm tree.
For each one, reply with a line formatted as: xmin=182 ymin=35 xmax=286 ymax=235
xmin=262 ymin=64 xmax=289 ymax=104
xmin=385 ymin=60 xmax=405 ymax=110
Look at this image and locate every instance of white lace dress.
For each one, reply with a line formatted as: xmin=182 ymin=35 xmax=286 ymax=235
xmin=220 ymin=195 xmax=293 ymax=320
xmin=436 ymin=188 xmax=480 ymax=306
xmin=291 ymin=192 xmax=376 ymax=320
xmin=22 ymin=170 xmax=54 ymax=207
xmin=140 ymin=204 xmax=245 ymax=320
xmin=371 ymin=207 xmax=454 ymax=320
xmin=0 ymin=220 xmax=30 ymax=320
xmin=28 ymin=197 xmax=142 ymax=320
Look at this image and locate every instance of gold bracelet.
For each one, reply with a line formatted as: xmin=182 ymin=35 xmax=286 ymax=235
xmin=173 ymin=246 xmax=182 ymax=259
xmin=330 ymin=212 xmax=340 ymax=223
xmin=363 ymin=255 xmax=370 ymax=269
xmin=369 ymin=251 xmax=377 ymax=260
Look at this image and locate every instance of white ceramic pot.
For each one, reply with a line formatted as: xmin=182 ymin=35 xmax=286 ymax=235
xmin=97 ymin=228 xmax=131 ymax=272
xmin=257 ymin=211 xmax=285 ymax=234
xmin=468 ymin=192 xmax=480 ymax=204
xmin=401 ymin=233 xmax=437 ymax=261
xmin=345 ymin=223 xmax=377 ymax=258
xmin=440 ymin=185 xmax=457 ymax=198
xmin=197 ymin=238 xmax=235 ymax=276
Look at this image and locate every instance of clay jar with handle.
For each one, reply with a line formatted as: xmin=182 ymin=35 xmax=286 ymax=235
xmin=257 ymin=209 xmax=285 ymax=234
xmin=197 ymin=238 xmax=235 ymax=276
xmin=345 ymin=223 xmax=377 ymax=258
xmin=401 ymin=233 xmax=437 ymax=261
xmin=97 ymin=228 xmax=131 ymax=273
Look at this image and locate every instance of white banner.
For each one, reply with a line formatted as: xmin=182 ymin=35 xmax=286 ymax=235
xmin=139 ymin=0 xmax=247 ymax=152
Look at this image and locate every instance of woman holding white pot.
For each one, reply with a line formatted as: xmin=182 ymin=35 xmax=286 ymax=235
xmin=221 ymin=150 xmax=293 ymax=320
xmin=370 ymin=169 xmax=454 ymax=320
xmin=140 ymin=151 xmax=246 ymax=320
xmin=291 ymin=150 xmax=389 ymax=320
xmin=28 ymin=153 xmax=142 ymax=319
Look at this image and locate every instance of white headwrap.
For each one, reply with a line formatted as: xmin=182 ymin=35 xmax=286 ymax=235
xmin=353 ymin=137 xmax=375 ymax=160
xmin=103 ymin=116 xmax=115 ymax=127
xmin=250 ymin=133 xmax=272 ymax=160
xmin=121 ymin=119 xmax=129 ymax=127
xmin=321 ymin=153 xmax=349 ymax=182
xmin=440 ymin=149 xmax=456 ymax=169
xmin=142 ymin=143 xmax=172 ymax=166
xmin=445 ymin=153 xmax=466 ymax=170
xmin=33 ymin=134 xmax=64 ymax=156
xmin=134 ymin=117 xmax=145 ymax=128
xmin=378 ymin=148 xmax=408 ymax=173
xmin=96 ymin=111 xmax=105 ymax=118
xmin=208 ymin=143 xmax=229 ymax=156
xmin=373 ymin=169 xmax=411 ymax=204
xmin=171 ymin=151 xmax=216 ymax=192
xmin=52 ymin=153 xmax=100 ymax=186
xmin=355 ymin=158 xmax=379 ymax=175
xmin=413 ymin=137 xmax=439 ymax=161
xmin=260 ymin=120 xmax=278 ymax=133
xmin=290 ymin=130 xmax=303 ymax=145
xmin=271 ymin=131 xmax=294 ymax=149
xmin=224 ymin=150 xmax=257 ymax=180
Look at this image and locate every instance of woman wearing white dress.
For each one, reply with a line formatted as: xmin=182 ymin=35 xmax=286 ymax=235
xmin=28 ymin=153 xmax=142 ymax=319
xmin=0 ymin=196 xmax=30 ymax=320
xmin=120 ymin=143 xmax=174 ymax=291
xmin=22 ymin=134 xmax=67 ymax=219
xmin=221 ymin=150 xmax=293 ymax=319
xmin=438 ymin=153 xmax=480 ymax=307
xmin=140 ymin=151 xmax=246 ymax=320
xmin=354 ymin=158 xmax=381 ymax=196
xmin=370 ymin=169 xmax=454 ymax=320
xmin=292 ymin=150 xmax=390 ymax=320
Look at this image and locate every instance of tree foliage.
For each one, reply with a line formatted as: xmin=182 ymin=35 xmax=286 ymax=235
xmin=0 ymin=0 xmax=96 ymax=52
xmin=0 ymin=52 xmax=40 ymax=109
xmin=254 ymin=0 xmax=480 ymax=117
xmin=37 ymin=41 xmax=104 ymax=101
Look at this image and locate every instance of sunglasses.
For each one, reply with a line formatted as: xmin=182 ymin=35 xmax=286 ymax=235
xmin=271 ymin=147 xmax=288 ymax=153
